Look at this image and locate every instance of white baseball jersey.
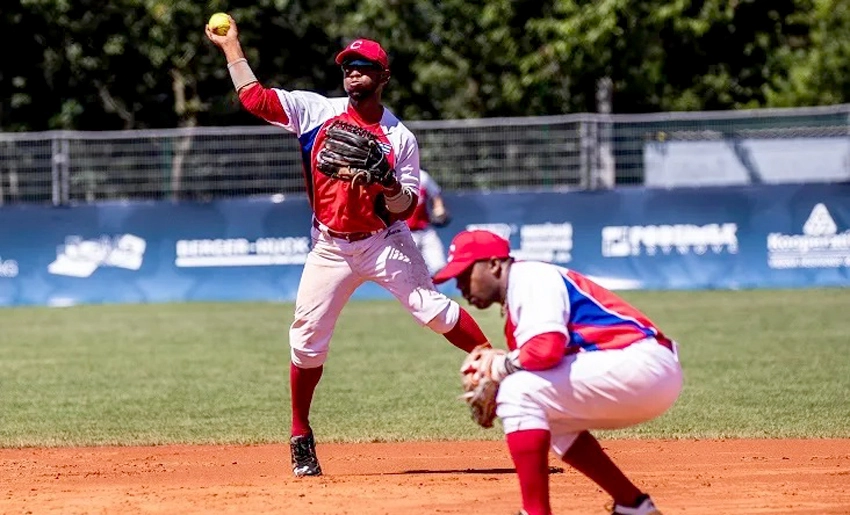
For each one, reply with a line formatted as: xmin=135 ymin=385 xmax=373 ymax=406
xmin=238 ymin=85 xmax=459 ymax=368
xmin=263 ymin=88 xmax=421 ymax=233
xmin=496 ymin=261 xmax=683 ymax=456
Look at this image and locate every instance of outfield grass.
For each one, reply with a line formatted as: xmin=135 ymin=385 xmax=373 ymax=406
xmin=1 ymin=288 xmax=848 ymax=447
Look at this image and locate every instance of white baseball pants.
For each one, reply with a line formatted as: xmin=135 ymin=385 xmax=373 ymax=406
xmin=289 ymin=221 xmax=458 ymax=368
xmin=496 ymin=338 xmax=683 ymax=457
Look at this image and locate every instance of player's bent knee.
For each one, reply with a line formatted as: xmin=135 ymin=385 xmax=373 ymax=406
xmin=290 ymin=347 xmax=328 ymax=369
xmin=425 ymin=299 xmax=460 ymax=334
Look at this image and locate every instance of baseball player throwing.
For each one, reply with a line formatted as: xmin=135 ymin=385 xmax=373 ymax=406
xmin=433 ymin=230 xmax=683 ymax=515
xmin=406 ymin=169 xmax=450 ymax=275
xmin=206 ymin=18 xmax=491 ymax=477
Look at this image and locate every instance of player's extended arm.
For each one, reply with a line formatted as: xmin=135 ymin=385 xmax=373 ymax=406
xmin=205 ymin=15 xmax=290 ymax=125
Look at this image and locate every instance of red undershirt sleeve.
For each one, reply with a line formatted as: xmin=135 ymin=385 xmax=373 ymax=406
xmin=238 ymin=83 xmax=289 ymax=125
xmin=517 ymin=332 xmax=568 ymax=371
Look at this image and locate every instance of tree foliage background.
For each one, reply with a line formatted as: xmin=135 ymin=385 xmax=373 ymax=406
xmin=0 ymin=0 xmax=846 ymax=131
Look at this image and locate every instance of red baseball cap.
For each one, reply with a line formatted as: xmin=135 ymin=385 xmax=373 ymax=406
xmin=432 ymin=230 xmax=512 ymax=284
xmin=335 ymin=38 xmax=389 ymax=70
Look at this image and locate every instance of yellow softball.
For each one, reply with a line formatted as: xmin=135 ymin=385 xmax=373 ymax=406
xmin=208 ymin=13 xmax=231 ymax=36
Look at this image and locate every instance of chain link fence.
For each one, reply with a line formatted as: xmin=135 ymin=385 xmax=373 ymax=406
xmin=1 ymin=104 xmax=849 ymax=205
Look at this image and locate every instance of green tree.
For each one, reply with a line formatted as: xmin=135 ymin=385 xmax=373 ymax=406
xmin=0 ymin=1 xmax=62 ymax=131
xmin=0 ymin=0 xmax=843 ymax=132
xmin=16 ymin=0 xmax=230 ymax=129
xmin=766 ymin=0 xmax=850 ymax=107
xmin=520 ymin=0 xmax=808 ymax=113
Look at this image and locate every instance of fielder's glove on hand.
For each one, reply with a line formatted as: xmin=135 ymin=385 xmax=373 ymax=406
xmin=459 ymin=344 xmax=521 ymax=428
xmin=317 ymin=121 xmax=397 ymax=187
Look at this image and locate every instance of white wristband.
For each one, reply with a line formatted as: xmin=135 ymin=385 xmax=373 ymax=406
xmin=490 ymin=351 xmax=522 ymax=382
xmin=384 ymin=186 xmax=414 ymax=213
xmin=227 ymin=58 xmax=258 ymax=91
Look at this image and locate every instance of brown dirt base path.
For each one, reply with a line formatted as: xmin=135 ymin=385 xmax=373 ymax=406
xmin=2 ymin=439 xmax=849 ymax=514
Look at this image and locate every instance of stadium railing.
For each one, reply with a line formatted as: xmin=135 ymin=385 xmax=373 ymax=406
xmin=0 ymin=103 xmax=848 ymax=206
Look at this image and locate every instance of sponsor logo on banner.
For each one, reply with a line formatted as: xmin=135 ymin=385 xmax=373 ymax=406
xmin=174 ymin=237 xmax=310 ymax=267
xmin=48 ymin=234 xmax=147 ymax=278
xmin=601 ymin=223 xmax=738 ymax=257
xmin=0 ymin=256 xmax=19 ymax=278
xmin=767 ymin=203 xmax=850 ymax=269
xmin=513 ymin=223 xmax=573 ymax=263
xmin=465 ymin=222 xmax=573 ymax=263
xmin=465 ymin=223 xmax=515 ymax=240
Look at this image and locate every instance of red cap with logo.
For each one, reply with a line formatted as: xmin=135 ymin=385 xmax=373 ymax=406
xmin=432 ymin=230 xmax=512 ymax=284
xmin=335 ymin=39 xmax=389 ymax=70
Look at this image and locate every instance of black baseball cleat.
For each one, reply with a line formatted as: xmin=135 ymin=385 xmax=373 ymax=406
xmin=290 ymin=432 xmax=322 ymax=477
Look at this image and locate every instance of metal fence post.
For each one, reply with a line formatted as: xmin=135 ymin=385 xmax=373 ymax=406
xmin=61 ymin=138 xmax=70 ymax=204
xmin=51 ymin=136 xmax=62 ymax=206
xmin=578 ymin=115 xmax=599 ymax=189
xmin=595 ymin=77 xmax=615 ymax=189
xmin=51 ymin=134 xmax=70 ymax=205
xmin=0 ymin=145 xmax=4 ymax=207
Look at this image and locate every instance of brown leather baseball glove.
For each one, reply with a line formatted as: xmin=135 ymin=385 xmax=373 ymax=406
xmin=316 ymin=121 xmax=396 ymax=187
xmin=459 ymin=344 xmax=505 ymax=429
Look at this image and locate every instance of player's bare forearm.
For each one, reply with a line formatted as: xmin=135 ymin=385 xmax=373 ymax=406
xmin=220 ymin=41 xmax=247 ymax=65
xmin=205 ymin=15 xmax=257 ymax=94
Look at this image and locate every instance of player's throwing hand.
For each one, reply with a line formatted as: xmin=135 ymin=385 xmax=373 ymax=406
xmin=205 ymin=13 xmax=238 ymax=44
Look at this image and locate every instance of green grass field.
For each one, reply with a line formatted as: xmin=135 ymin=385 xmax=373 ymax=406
xmin=1 ymin=288 xmax=849 ymax=448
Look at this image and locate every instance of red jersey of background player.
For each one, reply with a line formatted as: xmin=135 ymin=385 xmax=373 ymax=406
xmin=406 ymin=169 xmax=442 ymax=232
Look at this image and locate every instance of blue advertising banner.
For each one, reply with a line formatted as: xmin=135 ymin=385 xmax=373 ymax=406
xmin=1 ymin=183 xmax=848 ymax=306
xmin=0 ymin=198 xmax=315 ymax=306
xmin=442 ymin=183 xmax=850 ymax=291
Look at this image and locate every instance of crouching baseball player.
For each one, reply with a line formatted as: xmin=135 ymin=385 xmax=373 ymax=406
xmin=433 ymin=230 xmax=683 ymax=515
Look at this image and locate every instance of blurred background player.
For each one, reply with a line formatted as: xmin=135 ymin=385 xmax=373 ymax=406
xmin=406 ymin=168 xmax=450 ymax=275
xmin=433 ymin=230 xmax=683 ymax=515
xmin=206 ymin=18 xmax=490 ymax=477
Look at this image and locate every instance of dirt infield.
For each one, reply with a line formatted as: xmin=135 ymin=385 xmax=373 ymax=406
xmin=2 ymin=439 xmax=848 ymax=514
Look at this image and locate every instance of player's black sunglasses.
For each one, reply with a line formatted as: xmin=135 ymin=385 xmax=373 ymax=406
xmin=341 ymin=60 xmax=383 ymax=73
